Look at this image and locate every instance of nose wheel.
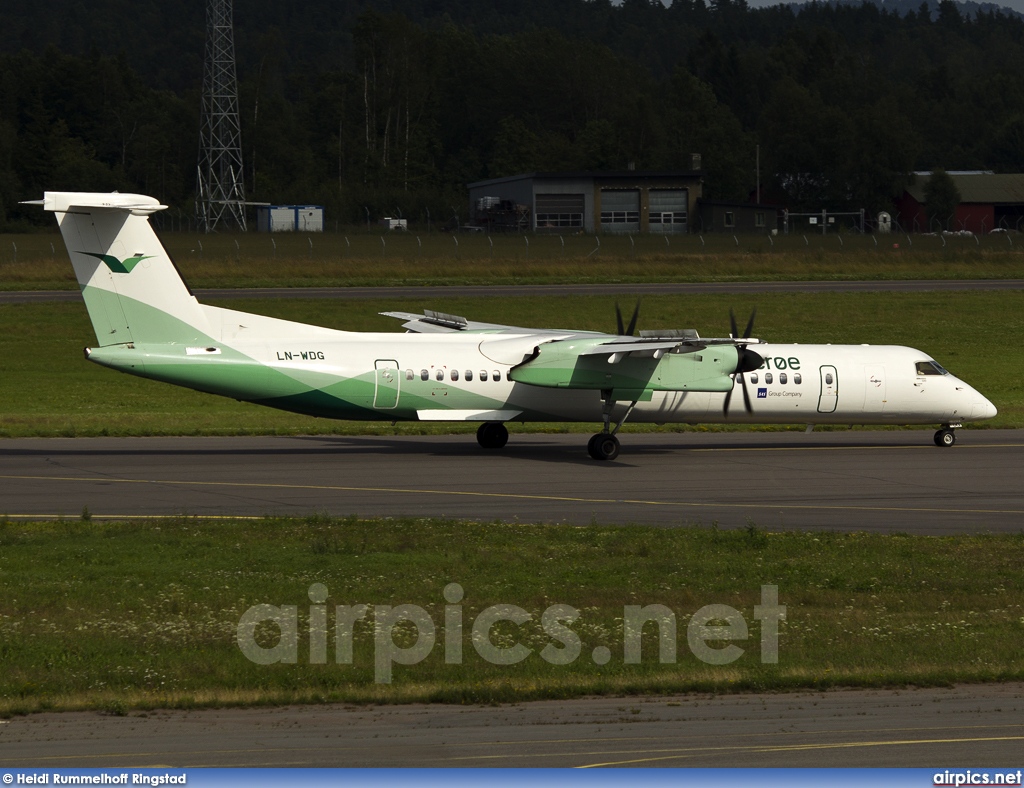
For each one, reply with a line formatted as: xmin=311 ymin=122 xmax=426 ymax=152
xmin=934 ymin=427 xmax=956 ymax=447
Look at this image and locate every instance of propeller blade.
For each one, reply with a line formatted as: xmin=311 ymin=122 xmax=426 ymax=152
xmin=625 ymin=300 xmax=640 ymax=336
xmin=740 ymin=373 xmax=754 ymax=414
xmin=742 ymin=308 xmax=757 ymax=340
xmin=725 ymin=306 xmax=759 ymax=416
xmin=615 ymin=300 xmax=641 ymax=335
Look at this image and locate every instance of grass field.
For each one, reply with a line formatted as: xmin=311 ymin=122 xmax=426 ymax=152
xmin=1 ymin=290 xmax=1021 ymax=438
xmin=2 ymin=230 xmax=1023 ymax=289
xmin=1 ymin=516 xmax=1021 ymax=715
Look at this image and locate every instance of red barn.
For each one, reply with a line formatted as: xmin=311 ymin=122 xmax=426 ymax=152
xmin=895 ymin=172 xmax=1024 ymax=233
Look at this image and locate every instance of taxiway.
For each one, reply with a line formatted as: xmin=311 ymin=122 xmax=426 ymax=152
xmin=2 ymin=431 xmax=1021 ymax=532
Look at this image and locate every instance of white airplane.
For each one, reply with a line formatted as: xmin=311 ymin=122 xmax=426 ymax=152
xmin=28 ymin=191 xmax=997 ymax=460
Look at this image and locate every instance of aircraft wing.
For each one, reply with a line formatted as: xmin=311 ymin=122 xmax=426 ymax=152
xmin=381 ymin=310 xmax=760 ymax=361
xmin=380 ymin=309 xmax=602 ymax=337
xmin=573 ymin=330 xmax=761 ymax=360
xmin=575 ymin=330 xmax=701 ymax=360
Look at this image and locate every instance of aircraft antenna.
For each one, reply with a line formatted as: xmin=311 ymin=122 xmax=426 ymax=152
xmin=196 ymin=0 xmax=247 ymax=232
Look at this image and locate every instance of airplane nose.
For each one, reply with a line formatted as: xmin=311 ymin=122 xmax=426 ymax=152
xmin=972 ymin=397 xmax=997 ymax=420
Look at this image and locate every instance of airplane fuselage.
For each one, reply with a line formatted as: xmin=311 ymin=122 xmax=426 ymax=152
xmin=87 ymin=325 xmax=996 ymax=429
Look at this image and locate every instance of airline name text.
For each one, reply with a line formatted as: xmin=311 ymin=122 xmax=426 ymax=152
xmin=760 ymin=356 xmax=801 ymax=371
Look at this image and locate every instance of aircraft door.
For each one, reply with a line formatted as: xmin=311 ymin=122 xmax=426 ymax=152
xmin=817 ymin=365 xmax=838 ymax=413
xmin=374 ymin=359 xmax=400 ymax=409
xmin=863 ymin=365 xmax=887 ymax=413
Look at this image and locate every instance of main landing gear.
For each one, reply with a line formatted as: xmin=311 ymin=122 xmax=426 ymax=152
xmin=934 ymin=423 xmax=960 ymax=447
xmin=476 ymin=421 xmax=509 ymax=449
xmin=587 ymin=433 xmax=620 ymax=461
xmin=587 ymin=391 xmax=638 ymax=461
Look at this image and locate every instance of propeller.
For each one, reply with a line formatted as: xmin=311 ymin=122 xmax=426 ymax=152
xmin=615 ymin=300 xmax=641 ymax=336
xmin=723 ymin=307 xmax=764 ymax=416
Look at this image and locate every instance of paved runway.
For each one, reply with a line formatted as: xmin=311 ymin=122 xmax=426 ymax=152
xmin=3 ymin=278 xmax=1023 ymax=303
xmin=2 ymin=683 xmax=1023 ymax=767
xmin=2 ymin=430 xmax=1021 ymax=532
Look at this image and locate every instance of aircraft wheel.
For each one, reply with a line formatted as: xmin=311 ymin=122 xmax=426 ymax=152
xmin=587 ymin=433 xmax=620 ymax=461
xmin=477 ymin=421 xmax=509 ymax=449
xmin=934 ymin=428 xmax=956 ymax=448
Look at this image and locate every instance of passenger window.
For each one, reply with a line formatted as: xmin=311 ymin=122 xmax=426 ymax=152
xmin=405 ymin=369 xmax=414 ymax=381
xmin=825 ymin=373 xmax=834 ymax=385
xmin=780 ymin=373 xmax=788 ymax=384
xmin=436 ymin=369 xmax=444 ymax=381
xmin=450 ymin=369 xmax=459 ymax=381
xmin=480 ymin=370 xmax=488 ymax=382
xmin=794 ymin=373 xmax=802 ymax=384
xmin=750 ymin=373 xmax=758 ymax=384
xmin=493 ymin=370 xmax=500 ymax=381
xmin=765 ymin=372 xmax=773 ymax=384
xmin=465 ymin=370 xmax=473 ymax=381
xmin=420 ymin=369 xmax=429 ymax=381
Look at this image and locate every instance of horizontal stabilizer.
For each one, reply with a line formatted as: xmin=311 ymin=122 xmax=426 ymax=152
xmin=25 ymin=192 xmax=168 ymax=215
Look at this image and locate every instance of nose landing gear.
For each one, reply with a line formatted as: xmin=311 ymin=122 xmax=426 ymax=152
xmin=934 ymin=422 xmax=961 ymax=447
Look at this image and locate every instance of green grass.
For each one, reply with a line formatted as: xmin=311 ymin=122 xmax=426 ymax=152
xmin=1 ymin=291 xmax=1021 ymax=437
xmin=2 ymin=230 xmax=1024 ymax=289
xmin=0 ymin=516 xmax=1021 ymax=715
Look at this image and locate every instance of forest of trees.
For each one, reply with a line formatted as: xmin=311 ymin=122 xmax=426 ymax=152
xmin=2 ymin=0 xmax=1024 ymax=229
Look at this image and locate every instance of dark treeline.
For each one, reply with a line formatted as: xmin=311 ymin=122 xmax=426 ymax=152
xmin=2 ymin=0 xmax=1024 ymax=229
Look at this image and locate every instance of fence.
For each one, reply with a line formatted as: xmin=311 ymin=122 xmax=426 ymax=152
xmin=1 ymin=226 xmax=1020 ymax=267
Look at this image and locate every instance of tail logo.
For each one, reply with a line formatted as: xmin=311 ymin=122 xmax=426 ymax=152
xmin=78 ymin=252 xmax=153 ymax=273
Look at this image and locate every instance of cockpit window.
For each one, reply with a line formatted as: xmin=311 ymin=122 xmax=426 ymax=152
xmin=915 ymin=361 xmax=948 ymax=376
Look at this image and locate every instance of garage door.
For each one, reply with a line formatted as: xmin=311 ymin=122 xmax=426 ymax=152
xmin=600 ymin=189 xmax=640 ymax=234
xmin=535 ymin=194 xmax=584 ymax=230
xmin=648 ymin=189 xmax=688 ymax=234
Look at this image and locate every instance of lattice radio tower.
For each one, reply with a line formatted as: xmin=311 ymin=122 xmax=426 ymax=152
xmin=196 ymin=0 xmax=247 ymax=231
